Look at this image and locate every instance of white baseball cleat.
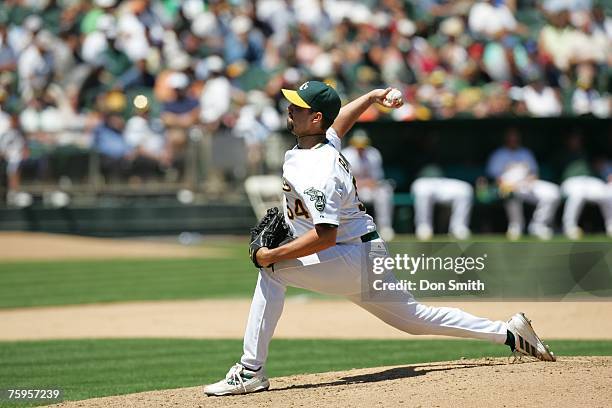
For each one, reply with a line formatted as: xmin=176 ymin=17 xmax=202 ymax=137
xmin=379 ymin=227 xmax=395 ymax=242
xmin=564 ymin=226 xmax=583 ymax=240
xmin=450 ymin=226 xmax=471 ymax=240
xmin=416 ymin=224 xmax=433 ymax=241
xmin=506 ymin=224 xmax=522 ymax=241
xmin=528 ymin=224 xmax=553 ymax=241
xmin=204 ymin=363 xmax=270 ymax=396
xmin=507 ymin=313 xmax=556 ymax=362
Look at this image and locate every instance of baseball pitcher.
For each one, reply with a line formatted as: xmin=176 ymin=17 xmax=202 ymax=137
xmin=204 ymin=81 xmax=555 ymax=397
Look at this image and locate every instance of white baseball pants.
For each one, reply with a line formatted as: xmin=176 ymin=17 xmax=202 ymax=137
xmin=505 ymin=180 xmax=560 ymax=232
xmin=240 ymin=239 xmax=508 ymax=370
xmin=411 ymin=178 xmax=473 ymax=236
xmin=561 ymin=176 xmax=612 ymax=235
xmin=357 ymin=181 xmax=394 ymax=232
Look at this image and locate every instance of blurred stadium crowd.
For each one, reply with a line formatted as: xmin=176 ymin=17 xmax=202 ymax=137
xmin=0 ymin=0 xmax=610 ymax=205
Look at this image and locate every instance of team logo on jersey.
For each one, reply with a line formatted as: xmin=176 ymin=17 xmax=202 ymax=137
xmin=304 ymin=187 xmax=326 ymax=212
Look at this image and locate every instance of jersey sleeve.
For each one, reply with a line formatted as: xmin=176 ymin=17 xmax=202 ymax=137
xmin=326 ymin=127 xmax=342 ymax=151
xmin=299 ymin=174 xmax=343 ymax=226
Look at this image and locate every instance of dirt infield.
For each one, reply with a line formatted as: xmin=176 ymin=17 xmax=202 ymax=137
xmin=48 ymin=357 xmax=611 ymax=408
xmin=2 ymin=299 xmax=611 ymax=340
xmin=0 ymin=232 xmax=221 ymax=260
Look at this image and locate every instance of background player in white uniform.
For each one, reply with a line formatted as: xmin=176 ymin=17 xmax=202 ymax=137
xmin=341 ymin=130 xmax=395 ymax=241
xmin=561 ymin=175 xmax=612 ymax=239
xmin=204 ymin=81 xmax=555 ymax=397
xmin=486 ymin=128 xmax=561 ymax=240
xmin=410 ymin=166 xmax=473 ymax=240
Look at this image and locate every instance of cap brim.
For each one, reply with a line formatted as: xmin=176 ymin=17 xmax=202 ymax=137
xmin=281 ymin=89 xmax=311 ymax=109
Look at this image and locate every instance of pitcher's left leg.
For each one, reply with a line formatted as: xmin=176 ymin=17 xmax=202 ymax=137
xmin=347 ymin=292 xmax=507 ymax=344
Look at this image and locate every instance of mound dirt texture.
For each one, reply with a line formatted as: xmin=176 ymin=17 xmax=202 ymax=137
xmin=50 ymin=357 xmax=611 ymax=408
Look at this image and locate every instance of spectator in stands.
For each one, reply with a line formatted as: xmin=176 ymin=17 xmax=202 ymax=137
xmin=233 ymin=90 xmax=281 ymax=175
xmin=18 ymin=27 xmax=55 ymax=102
xmin=0 ymin=108 xmax=25 ymax=203
xmin=18 ymin=94 xmax=59 ymax=181
xmin=124 ymin=97 xmax=169 ymax=181
xmin=438 ymin=17 xmax=469 ymax=76
xmin=571 ymin=63 xmax=610 ymax=117
xmin=0 ymin=25 xmax=17 ymax=73
xmin=468 ymin=0 xmax=519 ymax=39
xmin=115 ymin=3 xmax=151 ymax=63
xmin=199 ymin=56 xmax=231 ymax=131
xmin=224 ymin=14 xmax=266 ymax=66
xmin=160 ymin=72 xmax=199 ymax=168
xmin=341 ymin=130 xmax=395 ymax=241
xmin=591 ymin=4 xmax=612 ymax=40
xmin=92 ymin=111 xmax=132 ymax=182
xmin=117 ymin=59 xmax=156 ymax=91
xmin=411 ymin=165 xmax=473 ymax=240
xmin=522 ymin=70 xmax=562 ymax=116
xmin=486 ymin=127 xmax=561 ymax=240
xmin=7 ymin=96 xmax=51 ymax=201
xmin=538 ymin=9 xmax=578 ymax=73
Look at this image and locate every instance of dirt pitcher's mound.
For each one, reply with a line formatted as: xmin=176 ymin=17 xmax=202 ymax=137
xmin=51 ymin=357 xmax=611 ymax=408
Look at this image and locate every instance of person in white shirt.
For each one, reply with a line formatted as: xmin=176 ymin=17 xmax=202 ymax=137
xmin=341 ymin=130 xmax=395 ymax=241
xmin=522 ymin=72 xmax=562 ymax=117
xmin=204 ymin=81 xmax=555 ymax=397
xmin=468 ymin=0 xmax=518 ymax=39
xmin=199 ymin=56 xmax=231 ymax=129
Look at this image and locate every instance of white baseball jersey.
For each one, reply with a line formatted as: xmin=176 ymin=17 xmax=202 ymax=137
xmin=281 ymin=127 xmax=376 ymax=243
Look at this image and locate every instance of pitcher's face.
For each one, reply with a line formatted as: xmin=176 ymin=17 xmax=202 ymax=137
xmin=286 ymin=104 xmax=322 ymax=136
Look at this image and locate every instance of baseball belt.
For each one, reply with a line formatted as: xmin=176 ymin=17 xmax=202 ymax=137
xmin=360 ymin=231 xmax=380 ymax=242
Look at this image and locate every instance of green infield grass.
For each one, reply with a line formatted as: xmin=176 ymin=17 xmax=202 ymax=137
xmin=0 ymin=338 xmax=611 ymax=406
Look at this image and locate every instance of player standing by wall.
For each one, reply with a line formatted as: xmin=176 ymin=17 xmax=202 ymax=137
xmin=341 ymin=130 xmax=395 ymax=241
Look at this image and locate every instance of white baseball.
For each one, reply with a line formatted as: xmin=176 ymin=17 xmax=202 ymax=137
xmin=385 ymin=89 xmax=403 ymax=105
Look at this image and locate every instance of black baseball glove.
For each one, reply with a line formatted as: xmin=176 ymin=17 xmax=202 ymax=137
xmin=249 ymin=207 xmax=294 ymax=268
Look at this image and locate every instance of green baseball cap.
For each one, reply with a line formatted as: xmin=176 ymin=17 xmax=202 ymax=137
xmin=282 ymin=81 xmax=341 ymax=123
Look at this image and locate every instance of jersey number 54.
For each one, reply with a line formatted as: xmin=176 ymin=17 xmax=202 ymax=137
xmin=286 ymin=199 xmax=310 ymax=219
